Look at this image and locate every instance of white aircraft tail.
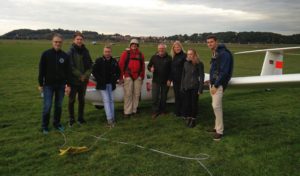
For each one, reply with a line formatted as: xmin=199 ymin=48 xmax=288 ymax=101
xmin=235 ymin=46 xmax=300 ymax=76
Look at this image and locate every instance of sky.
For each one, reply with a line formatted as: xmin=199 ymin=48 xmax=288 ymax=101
xmin=1 ymin=0 xmax=300 ymax=36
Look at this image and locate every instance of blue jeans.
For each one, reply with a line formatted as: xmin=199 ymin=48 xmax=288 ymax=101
xmin=42 ymin=85 xmax=65 ymax=129
xmin=100 ymin=84 xmax=114 ymax=121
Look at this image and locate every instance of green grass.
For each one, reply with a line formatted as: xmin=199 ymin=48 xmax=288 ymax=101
xmin=0 ymin=40 xmax=300 ymax=176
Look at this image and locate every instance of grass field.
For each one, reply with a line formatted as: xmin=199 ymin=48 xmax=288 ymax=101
xmin=0 ymin=40 xmax=300 ymax=176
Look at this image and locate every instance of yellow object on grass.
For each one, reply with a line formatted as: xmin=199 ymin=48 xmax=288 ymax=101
xmin=59 ymin=146 xmax=89 ymax=156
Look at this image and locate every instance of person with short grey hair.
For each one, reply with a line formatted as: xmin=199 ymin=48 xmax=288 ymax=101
xmin=38 ymin=33 xmax=71 ymax=134
xmin=147 ymin=43 xmax=172 ymax=119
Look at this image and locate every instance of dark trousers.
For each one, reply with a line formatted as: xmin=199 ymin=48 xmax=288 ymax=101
xmin=182 ymin=89 xmax=199 ymax=118
xmin=152 ymin=82 xmax=169 ymax=114
xmin=173 ymin=81 xmax=184 ymax=116
xmin=68 ymin=83 xmax=87 ymax=122
xmin=42 ymin=85 xmax=65 ymax=129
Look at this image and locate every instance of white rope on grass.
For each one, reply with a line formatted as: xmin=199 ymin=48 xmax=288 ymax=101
xmin=59 ymin=131 xmax=67 ymax=148
xmin=60 ymin=128 xmax=213 ymax=176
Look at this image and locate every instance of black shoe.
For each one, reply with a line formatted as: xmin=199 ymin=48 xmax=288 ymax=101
xmin=78 ymin=119 xmax=87 ymax=125
xmin=42 ymin=128 xmax=49 ymax=135
xmin=213 ymin=133 xmax=223 ymax=141
xmin=188 ymin=118 xmax=196 ymax=128
xmin=69 ymin=119 xmax=75 ymax=127
xmin=206 ymin=128 xmax=216 ymax=133
xmin=152 ymin=113 xmax=159 ymax=119
xmin=54 ymin=124 xmax=65 ymax=132
xmin=185 ymin=117 xmax=191 ymax=125
xmin=179 ymin=116 xmax=188 ymax=120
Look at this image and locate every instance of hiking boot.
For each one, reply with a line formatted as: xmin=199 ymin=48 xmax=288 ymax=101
xmin=213 ymin=133 xmax=223 ymax=141
xmin=152 ymin=113 xmax=159 ymax=119
xmin=132 ymin=112 xmax=139 ymax=118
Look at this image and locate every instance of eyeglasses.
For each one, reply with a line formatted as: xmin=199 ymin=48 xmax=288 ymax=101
xmin=53 ymin=41 xmax=62 ymax=43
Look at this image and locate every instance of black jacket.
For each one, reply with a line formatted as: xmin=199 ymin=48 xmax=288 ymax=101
xmin=67 ymin=44 xmax=93 ymax=85
xmin=171 ymin=51 xmax=186 ymax=83
xmin=181 ymin=60 xmax=205 ymax=93
xmin=147 ymin=53 xmax=172 ymax=84
xmin=38 ymin=48 xmax=70 ymax=86
xmin=92 ymin=56 xmax=120 ymax=90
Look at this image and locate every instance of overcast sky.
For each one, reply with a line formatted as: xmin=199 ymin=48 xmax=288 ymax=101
xmin=1 ymin=0 xmax=299 ymax=36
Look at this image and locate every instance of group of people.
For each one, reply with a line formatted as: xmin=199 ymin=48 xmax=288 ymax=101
xmin=38 ymin=32 xmax=233 ymax=141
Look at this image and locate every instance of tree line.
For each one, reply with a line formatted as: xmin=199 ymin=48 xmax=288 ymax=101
xmin=1 ymin=29 xmax=300 ymax=44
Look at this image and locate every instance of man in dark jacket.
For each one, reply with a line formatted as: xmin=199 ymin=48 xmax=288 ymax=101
xmin=92 ymin=46 xmax=120 ymax=127
xmin=206 ymin=35 xmax=233 ymax=141
xmin=38 ymin=33 xmax=71 ymax=134
xmin=67 ymin=32 xmax=93 ymax=126
xmin=147 ymin=43 xmax=172 ymax=119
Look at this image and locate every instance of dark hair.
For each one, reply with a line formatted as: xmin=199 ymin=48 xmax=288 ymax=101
xmin=206 ymin=35 xmax=217 ymax=41
xmin=73 ymin=31 xmax=84 ymax=39
xmin=104 ymin=45 xmax=112 ymax=50
xmin=52 ymin=33 xmax=63 ymax=40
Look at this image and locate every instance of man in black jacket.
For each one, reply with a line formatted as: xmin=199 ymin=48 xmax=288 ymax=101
xmin=92 ymin=46 xmax=120 ymax=127
xmin=38 ymin=33 xmax=71 ymax=134
xmin=67 ymin=32 xmax=93 ymax=126
xmin=147 ymin=43 xmax=172 ymax=119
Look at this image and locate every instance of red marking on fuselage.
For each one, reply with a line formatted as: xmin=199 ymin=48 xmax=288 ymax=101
xmin=87 ymin=81 xmax=96 ymax=87
xmin=275 ymin=61 xmax=283 ymax=69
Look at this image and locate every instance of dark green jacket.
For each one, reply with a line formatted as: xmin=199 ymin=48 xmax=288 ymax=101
xmin=67 ymin=44 xmax=93 ymax=85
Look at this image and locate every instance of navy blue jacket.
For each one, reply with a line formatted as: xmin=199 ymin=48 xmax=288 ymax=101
xmin=209 ymin=44 xmax=233 ymax=89
xmin=38 ymin=48 xmax=70 ymax=86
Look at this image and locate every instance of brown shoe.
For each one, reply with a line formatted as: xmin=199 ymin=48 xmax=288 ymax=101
xmin=123 ymin=114 xmax=131 ymax=119
xmin=213 ymin=133 xmax=223 ymax=141
xmin=206 ymin=128 xmax=216 ymax=133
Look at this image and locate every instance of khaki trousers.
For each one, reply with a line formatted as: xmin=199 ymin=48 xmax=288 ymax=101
xmin=210 ymin=85 xmax=224 ymax=134
xmin=124 ymin=77 xmax=143 ymax=114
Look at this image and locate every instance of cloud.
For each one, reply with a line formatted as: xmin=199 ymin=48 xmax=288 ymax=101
xmin=0 ymin=0 xmax=299 ymax=36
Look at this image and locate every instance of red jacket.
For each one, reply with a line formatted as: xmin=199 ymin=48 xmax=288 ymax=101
xmin=119 ymin=49 xmax=145 ymax=80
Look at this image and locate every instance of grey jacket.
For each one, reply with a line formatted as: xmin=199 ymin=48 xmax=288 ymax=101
xmin=181 ymin=60 xmax=205 ymax=93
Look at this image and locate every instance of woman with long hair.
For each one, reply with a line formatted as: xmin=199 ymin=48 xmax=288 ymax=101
xmin=181 ymin=49 xmax=205 ymax=128
xmin=170 ymin=41 xmax=187 ymax=118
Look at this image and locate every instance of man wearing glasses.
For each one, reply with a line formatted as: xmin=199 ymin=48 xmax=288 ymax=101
xmin=38 ymin=33 xmax=71 ymax=134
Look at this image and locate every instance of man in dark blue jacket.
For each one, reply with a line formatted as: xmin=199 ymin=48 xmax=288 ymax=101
xmin=206 ymin=35 xmax=233 ymax=141
xmin=38 ymin=33 xmax=71 ymax=134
